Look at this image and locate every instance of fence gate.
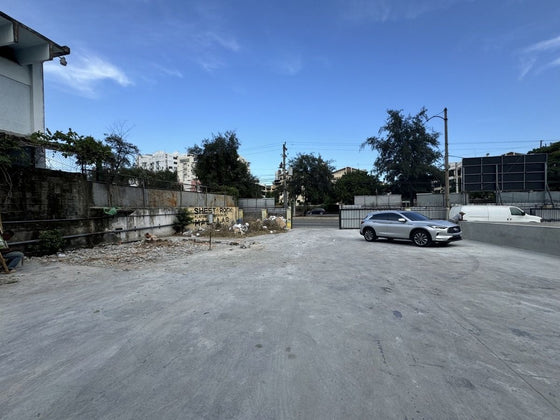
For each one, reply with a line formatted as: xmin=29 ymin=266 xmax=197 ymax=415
xmin=339 ymin=208 xmax=375 ymax=229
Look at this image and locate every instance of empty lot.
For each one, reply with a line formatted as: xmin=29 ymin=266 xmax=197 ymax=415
xmin=1 ymin=229 xmax=559 ymax=419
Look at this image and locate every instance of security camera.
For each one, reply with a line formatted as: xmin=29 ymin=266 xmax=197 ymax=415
xmin=59 ymin=56 xmax=67 ymax=66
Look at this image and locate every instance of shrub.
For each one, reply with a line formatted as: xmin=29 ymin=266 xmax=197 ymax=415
xmin=35 ymin=229 xmax=65 ymax=255
xmin=173 ymin=208 xmax=194 ymax=233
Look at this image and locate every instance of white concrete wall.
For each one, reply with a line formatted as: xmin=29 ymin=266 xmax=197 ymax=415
xmin=107 ymin=208 xmax=177 ymax=243
xmin=0 ymin=57 xmax=44 ymax=135
xmin=459 ymin=222 xmax=560 ymax=257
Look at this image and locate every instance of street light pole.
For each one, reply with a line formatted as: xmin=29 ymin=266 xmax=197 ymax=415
xmin=427 ymin=108 xmax=450 ymax=219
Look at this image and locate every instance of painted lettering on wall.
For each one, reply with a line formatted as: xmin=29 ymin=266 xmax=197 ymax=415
xmin=189 ymin=207 xmax=238 ymax=226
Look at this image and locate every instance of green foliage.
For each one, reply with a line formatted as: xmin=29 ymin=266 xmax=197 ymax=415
xmin=31 ymin=129 xmax=112 ymax=172
xmin=35 ymin=230 xmax=65 ymax=256
xmin=361 ymin=108 xmax=442 ymax=200
xmin=0 ymin=132 xmax=25 ymax=168
xmin=173 ymin=209 xmax=194 ymax=233
xmin=189 ymin=131 xmax=260 ymax=197
xmin=118 ymin=167 xmax=180 ymax=189
xmin=287 ymin=153 xmax=335 ymax=205
xmin=0 ymin=133 xmax=26 ymax=189
xmin=334 ymin=171 xmax=385 ymax=204
xmin=103 ymin=133 xmax=139 ymax=174
xmin=529 ymin=141 xmax=560 ymax=191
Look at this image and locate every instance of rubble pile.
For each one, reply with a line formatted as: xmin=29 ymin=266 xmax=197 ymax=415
xmin=193 ymin=216 xmax=288 ymax=237
xmin=263 ymin=216 xmax=287 ymax=230
xmin=38 ymin=238 xmax=219 ymax=269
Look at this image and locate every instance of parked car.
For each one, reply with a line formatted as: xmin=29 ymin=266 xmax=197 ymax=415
xmin=359 ymin=210 xmax=462 ymax=247
xmin=306 ymin=208 xmax=326 ymax=215
xmin=449 ymin=205 xmax=542 ymax=223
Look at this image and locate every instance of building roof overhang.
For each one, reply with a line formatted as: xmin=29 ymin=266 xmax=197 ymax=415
xmin=0 ymin=11 xmax=70 ymax=65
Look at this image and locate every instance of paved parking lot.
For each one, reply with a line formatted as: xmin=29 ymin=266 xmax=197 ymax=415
xmin=1 ymin=229 xmax=559 ymax=419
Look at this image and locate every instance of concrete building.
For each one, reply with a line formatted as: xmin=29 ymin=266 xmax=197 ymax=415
xmin=137 ymin=151 xmax=199 ymax=191
xmin=0 ymin=12 xmax=70 ymax=166
xmin=433 ymin=161 xmax=462 ymax=194
xmin=137 ymin=151 xmax=180 ymax=172
xmin=137 ymin=151 xmax=253 ymax=192
xmin=332 ymin=166 xmax=364 ymax=181
xmin=177 ymin=154 xmax=199 ymax=191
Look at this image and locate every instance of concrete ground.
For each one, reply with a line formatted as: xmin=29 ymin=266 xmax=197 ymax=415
xmin=1 ymin=229 xmax=559 ymax=420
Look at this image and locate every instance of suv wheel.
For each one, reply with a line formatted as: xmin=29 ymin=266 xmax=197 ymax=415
xmin=411 ymin=230 xmax=431 ymax=247
xmin=363 ymin=228 xmax=377 ymax=242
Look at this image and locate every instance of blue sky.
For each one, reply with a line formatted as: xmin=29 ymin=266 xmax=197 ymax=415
xmin=3 ymin=0 xmax=560 ymax=184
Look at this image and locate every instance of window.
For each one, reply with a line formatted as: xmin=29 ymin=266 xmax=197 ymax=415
xmin=401 ymin=211 xmax=430 ymax=221
xmin=371 ymin=212 xmax=401 ymax=221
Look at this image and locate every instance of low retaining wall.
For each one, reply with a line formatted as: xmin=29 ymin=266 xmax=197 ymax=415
xmin=459 ymin=222 xmax=560 ymax=257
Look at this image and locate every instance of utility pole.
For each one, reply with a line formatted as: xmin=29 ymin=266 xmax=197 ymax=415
xmin=444 ymin=107 xmax=449 ymax=218
xmin=282 ymin=142 xmax=288 ymax=209
xmin=426 ymin=108 xmax=450 ymax=218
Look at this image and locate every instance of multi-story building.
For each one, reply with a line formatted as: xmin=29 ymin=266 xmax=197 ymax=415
xmin=137 ymin=151 xmax=198 ymax=190
xmin=177 ymin=154 xmax=199 ymax=191
xmin=137 ymin=151 xmax=180 ymax=172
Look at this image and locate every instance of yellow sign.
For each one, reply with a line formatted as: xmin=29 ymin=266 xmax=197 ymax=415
xmin=189 ymin=207 xmax=238 ymax=227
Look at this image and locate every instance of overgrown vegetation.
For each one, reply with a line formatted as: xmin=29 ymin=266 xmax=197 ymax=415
xmin=173 ymin=209 xmax=194 ymax=234
xmin=33 ymin=230 xmax=65 ymax=256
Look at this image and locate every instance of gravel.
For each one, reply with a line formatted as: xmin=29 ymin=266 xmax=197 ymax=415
xmin=33 ymin=236 xmax=261 ymax=270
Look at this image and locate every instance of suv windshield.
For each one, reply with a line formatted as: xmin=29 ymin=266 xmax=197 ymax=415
xmin=401 ymin=211 xmax=430 ymax=221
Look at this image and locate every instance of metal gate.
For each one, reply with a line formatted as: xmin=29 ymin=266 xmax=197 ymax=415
xmin=339 ymin=208 xmax=376 ymax=229
xmin=339 ymin=207 xmax=449 ymax=229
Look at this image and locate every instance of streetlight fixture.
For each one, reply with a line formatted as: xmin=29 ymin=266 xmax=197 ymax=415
xmin=426 ymin=108 xmax=449 ymax=218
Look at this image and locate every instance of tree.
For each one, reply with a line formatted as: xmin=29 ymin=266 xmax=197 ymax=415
xmin=188 ymin=131 xmax=260 ymax=198
xmin=31 ymin=129 xmax=112 ymax=173
xmin=287 ymin=153 xmax=335 ymax=206
xmin=118 ymin=167 xmax=180 ymax=189
xmin=0 ymin=132 xmax=26 ymax=203
xmin=334 ymin=170 xmax=385 ymax=204
xmin=529 ymin=141 xmax=560 ymax=191
xmin=103 ymin=123 xmax=139 ymax=176
xmin=361 ymin=108 xmax=442 ymax=201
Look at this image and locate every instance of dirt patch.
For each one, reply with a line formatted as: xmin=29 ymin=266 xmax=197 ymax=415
xmin=30 ymin=231 xmax=280 ymax=270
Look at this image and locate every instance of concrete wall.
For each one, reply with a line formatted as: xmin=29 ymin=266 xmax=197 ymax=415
xmin=1 ymin=168 xmax=236 ymax=253
xmin=105 ymin=208 xmax=178 ymax=243
xmin=91 ymin=182 xmax=235 ymax=208
xmin=459 ymin=222 xmax=560 ymax=257
xmin=417 ymin=192 xmax=464 ymax=207
xmin=354 ymin=194 xmax=403 ymax=207
xmin=0 ymin=58 xmax=44 ymax=136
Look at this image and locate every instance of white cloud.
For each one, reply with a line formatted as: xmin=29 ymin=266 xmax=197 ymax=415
xmin=152 ymin=63 xmax=184 ymax=78
xmin=541 ymin=56 xmax=560 ymax=72
xmin=523 ymin=35 xmax=560 ymax=53
xmin=341 ymin=0 xmax=465 ymax=22
xmin=271 ymin=55 xmax=303 ymax=76
xmin=189 ymin=31 xmax=241 ymax=72
xmin=518 ymin=34 xmax=560 ymax=79
xmin=205 ymin=31 xmax=240 ymax=52
xmin=44 ymin=53 xmax=133 ymax=97
xmin=518 ymin=56 xmax=536 ymax=80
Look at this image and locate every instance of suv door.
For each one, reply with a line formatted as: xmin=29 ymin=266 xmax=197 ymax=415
xmin=370 ymin=212 xmax=406 ymax=238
